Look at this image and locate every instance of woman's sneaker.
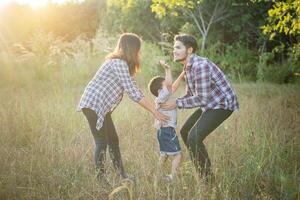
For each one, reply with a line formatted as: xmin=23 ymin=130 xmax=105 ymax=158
xmin=120 ymin=173 xmax=135 ymax=184
xmin=97 ymin=174 xmax=112 ymax=187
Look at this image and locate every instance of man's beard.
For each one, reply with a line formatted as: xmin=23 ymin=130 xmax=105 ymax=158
xmin=174 ymin=57 xmax=186 ymax=62
xmin=174 ymin=53 xmax=188 ymax=63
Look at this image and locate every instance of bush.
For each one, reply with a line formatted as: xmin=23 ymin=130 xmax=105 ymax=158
xmin=256 ymin=52 xmax=296 ymax=84
xmin=203 ymin=42 xmax=258 ymax=82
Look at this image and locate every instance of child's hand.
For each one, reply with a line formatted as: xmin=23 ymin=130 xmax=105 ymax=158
xmin=159 ymin=60 xmax=170 ymax=70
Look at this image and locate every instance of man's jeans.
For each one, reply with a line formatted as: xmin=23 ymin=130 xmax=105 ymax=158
xmin=180 ymin=108 xmax=233 ymax=177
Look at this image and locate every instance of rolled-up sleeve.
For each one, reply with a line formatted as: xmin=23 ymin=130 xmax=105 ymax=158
xmin=113 ymin=60 xmax=144 ymax=102
xmin=156 ymin=86 xmax=171 ymax=104
xmin=176 ymin=63 xmax=211 ymax=109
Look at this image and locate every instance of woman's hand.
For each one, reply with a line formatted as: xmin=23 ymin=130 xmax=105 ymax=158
xmin=160 ymin=99 xmax=177 ymax=110
xmin=137 ymin=97 xmax=169 ymax=123
xmin=153 ymin=110 xmax=170 ymax=123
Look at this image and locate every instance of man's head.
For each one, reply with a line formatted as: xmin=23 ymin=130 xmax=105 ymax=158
xmin=148 ymin=76 xmax=165 ymax=97
xmin=173 ymin=34 xmax=198 ymax=63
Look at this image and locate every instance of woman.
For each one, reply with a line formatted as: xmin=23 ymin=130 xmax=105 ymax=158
xmin=77 ymin=33 xmax=168 ymax=180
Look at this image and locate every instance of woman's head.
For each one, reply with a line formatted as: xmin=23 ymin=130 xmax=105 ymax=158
xmin=107 ymin=33 xmax=141 ymax=76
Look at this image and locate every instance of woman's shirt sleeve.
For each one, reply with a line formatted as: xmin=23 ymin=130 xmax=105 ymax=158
xmin=113 ymin=60 xmax=144 ymax=102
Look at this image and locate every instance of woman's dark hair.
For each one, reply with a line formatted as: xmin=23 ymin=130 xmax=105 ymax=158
xmin=174 ymin=34 xmax=198 ymax=53
xmin=106 ymin=33 xmax=141 ymax=76
xmin=148 ymin=76 xmax=165 ymax=97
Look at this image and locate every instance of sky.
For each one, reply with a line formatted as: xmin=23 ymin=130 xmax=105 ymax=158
xmin=0 ymin=0 xmax=83 ymax=8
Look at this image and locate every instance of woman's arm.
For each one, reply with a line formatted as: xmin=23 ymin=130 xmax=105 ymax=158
xmin=138 ymin=97 xmax=169 ymax=123
xmin=113 ymin=60 xmax=144 ymax=102
xmin=172 ymin=70 xmax=185 ymax=93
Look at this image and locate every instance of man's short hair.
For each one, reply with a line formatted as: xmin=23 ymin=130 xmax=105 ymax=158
xmin=174 ymin=34 xmax=198 ymax=53
xmin=148 ymin=76 xmax=165 ymax=97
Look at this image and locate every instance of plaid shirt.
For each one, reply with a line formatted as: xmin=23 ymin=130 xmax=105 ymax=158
xmin=176 ymin=54 xmax=239 ymax=111
xmin=77 ymin=59 xmax=144 ymax=130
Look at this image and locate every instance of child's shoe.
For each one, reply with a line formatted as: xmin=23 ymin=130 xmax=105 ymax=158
xmin=164 ymin=174 xmax=173 ymax=183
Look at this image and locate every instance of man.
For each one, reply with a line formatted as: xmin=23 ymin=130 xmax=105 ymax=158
xmin=161 ymin=34 xmax=239 ymax=180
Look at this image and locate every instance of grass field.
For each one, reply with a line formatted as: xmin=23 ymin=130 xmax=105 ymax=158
xmin=0 ymin=58 xmax=299 ymax=200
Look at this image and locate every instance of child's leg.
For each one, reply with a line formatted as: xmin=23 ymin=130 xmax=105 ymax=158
xmin=158 ymin=155 xmax=168 ymax=168
xmin=171 ymin=153 xmax=182 ymax=178
xmin=156 ymin=154 xmax=168 ymax=177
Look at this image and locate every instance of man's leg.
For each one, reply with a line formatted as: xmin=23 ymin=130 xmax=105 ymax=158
xmin=187 ymin=109 xmax=233 ymax=177
xmin=180 ymin=108 xmax=202 ymax=146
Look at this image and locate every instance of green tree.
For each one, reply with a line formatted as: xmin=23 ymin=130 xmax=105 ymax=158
xmin=252 ymin=0 xmax=299 ymax=61
xmin=103 ymin=0 xmax=161 ymax=40
xmin=151 ymin=0 xmax=231 ymax=52
xmin=261 ymin=0 xmax=300 ymax=39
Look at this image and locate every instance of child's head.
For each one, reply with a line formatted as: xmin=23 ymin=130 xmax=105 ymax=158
xmin=148 ymin=76 xmax=165 ymax=97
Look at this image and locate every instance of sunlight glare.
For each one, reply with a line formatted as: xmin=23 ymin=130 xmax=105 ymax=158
xmin=0 ymin=0 xmax=84 ymax=9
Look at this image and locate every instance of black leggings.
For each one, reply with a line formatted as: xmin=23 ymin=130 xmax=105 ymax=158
xmin=180 ymin=108 xmax=233 ymax=177
xmin=82 ymin=108 xmax=125 ymax=177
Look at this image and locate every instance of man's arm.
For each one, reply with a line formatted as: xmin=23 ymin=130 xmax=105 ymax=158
xmin=176 ymin=63 xmax=211 ymax=109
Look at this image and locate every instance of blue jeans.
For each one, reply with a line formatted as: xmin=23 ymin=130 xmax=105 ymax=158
xmin=157 ymin=127 xmax=181 ymax=155
xmin=82 ymin=108 xmax=125 ymax=177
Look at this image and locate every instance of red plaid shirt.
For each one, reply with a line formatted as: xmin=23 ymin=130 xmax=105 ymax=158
xmin=77 ymin=59 xmax=144 ymax=130
xmin=176 ymin=54 xmax=239 ymax=111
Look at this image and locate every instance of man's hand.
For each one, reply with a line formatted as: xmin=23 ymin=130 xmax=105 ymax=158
xmin=159 ymin=60 xmax=170 ymax=70
xmin=160 ymin=99 xmax=177 ymax=110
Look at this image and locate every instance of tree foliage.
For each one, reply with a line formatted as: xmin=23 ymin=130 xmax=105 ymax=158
xmin=151 ymin=0 xmax=231 ymax=52
xmin=251 ymin=0 xmax=300 ymax=60
xmin=258 ymin=0 xmax=300 ymax=39
xmin=103 ymin=0 xmax=161 ymax=40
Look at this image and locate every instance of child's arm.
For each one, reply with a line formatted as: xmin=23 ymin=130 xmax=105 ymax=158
xmin=159 ymin=60 xmax=172 ymax=91
xmin=172 ymin=70 xmax=185 ymax=93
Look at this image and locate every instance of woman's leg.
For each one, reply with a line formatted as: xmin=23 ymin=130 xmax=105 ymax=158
xmin=187 ymin=109 xmax=233 ymax=177
xmin=104 ymin=113 xmax=126 ymax=177
xmin=180 ymin=108 xmax=203 ymax=146
xmin=82 ymin=108 xmax=107 ymax=176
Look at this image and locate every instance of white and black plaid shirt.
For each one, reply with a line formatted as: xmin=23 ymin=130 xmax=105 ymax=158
xmin=77 ymin=59 xmax=144 ymax=130
xmin=176 ymin=54 xmax=239 ymax=111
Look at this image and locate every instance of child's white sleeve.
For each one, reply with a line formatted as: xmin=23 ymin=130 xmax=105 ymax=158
xmin=156 ymin=86 xmax=171 ymax=104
